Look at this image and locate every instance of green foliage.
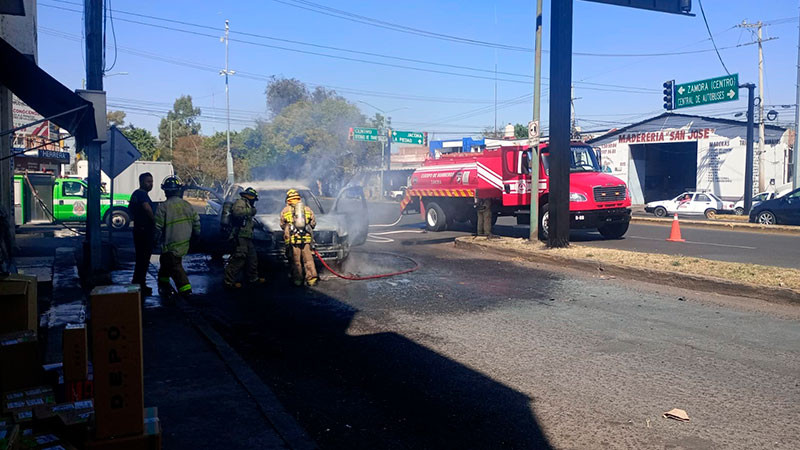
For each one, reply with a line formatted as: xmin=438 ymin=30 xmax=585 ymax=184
xmin=121 ymin=125 xmax=159 ymax=161
xmin=157 ymin=95 xmax=201 ymax=160
xmin=107 ymin=110 xmax=126 ymax=127
xmin=265 ymin=77 xmax=309 ymax=116
xmin=514 ymin=123 xmax=529 ymax=139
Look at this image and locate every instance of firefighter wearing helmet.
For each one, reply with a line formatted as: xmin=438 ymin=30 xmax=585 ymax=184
xmin=224 ymin=187 xmax=265 ymax=289
xmin=280 ymin=188 xmax=318 ymax=286
xmin=154 ymin=176 xmax=200 ymax=298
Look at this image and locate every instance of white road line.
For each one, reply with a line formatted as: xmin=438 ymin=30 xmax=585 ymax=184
xmin=627 ymin=235 xmax=757 ymax=250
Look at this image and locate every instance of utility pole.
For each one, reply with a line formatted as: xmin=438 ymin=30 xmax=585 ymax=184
xmin=739 ymin=20 xmax=767 ymax=191
xmin=548 ymin=0 xmax=573 ymax=248
xmin=528 ymin=0 xmax=543 ymax=241
xmin=84 ymin=0 xmax=103 ymax=275
xmin=221 ymin=19 xmax=235 ymax=185
xmin=794 ymin=4 xmax=800 ymax=190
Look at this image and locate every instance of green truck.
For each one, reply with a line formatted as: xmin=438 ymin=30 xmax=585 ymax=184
xmin=14 ymin=173 xmax=132 ymax=229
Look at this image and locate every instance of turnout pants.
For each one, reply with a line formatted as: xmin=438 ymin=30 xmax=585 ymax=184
xmin=224 ymin=237 xmax=258 ymax=285
xmin=289 ymin=243 xmax=317 ymax=284
xmin=132 ymin=229 xmax=154 ymax=288
xmin=158 ymin=252 xmax=191 ymax=295
xmin=477 ymin=201 xmax=493 ymax=236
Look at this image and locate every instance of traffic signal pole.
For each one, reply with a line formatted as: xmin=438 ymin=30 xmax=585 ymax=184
xmin=547 ymin=0 xmax=572 ymax=248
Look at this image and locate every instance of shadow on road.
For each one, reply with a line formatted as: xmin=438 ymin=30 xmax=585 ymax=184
xmin=189 ymin=259 xmax=552 ymax=449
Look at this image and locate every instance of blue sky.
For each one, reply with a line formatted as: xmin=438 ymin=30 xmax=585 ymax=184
xmin=36 ymin=0 xmax=800 ymax=139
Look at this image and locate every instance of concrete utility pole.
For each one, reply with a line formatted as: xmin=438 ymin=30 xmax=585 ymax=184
xmin=742 ymin=83 xmax=756 ymax=213
xmin=221 ymin=19 xmax=235 ymax=185
xmin=794 ymin=5 xmax=800 ymax=190
xmin=547 ymin=0 xmax=573 ymax=248
xmin=739 ymin=21 xmax=767 ymax=191
xmin=528 ymin=0 xmax=543 ymax=241
xmin=84 ymin=0 xmax=103 ymax=274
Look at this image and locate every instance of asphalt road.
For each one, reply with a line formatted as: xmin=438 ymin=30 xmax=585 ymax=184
xmin=164 ymin=201 xmax=800 ymax=449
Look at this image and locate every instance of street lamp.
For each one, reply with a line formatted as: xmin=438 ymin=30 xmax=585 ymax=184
xmin=103 ymin=72 xmax=129 ymax=78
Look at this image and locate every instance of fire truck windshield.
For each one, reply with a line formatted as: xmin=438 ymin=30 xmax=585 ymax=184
xmin=540 ymin=145 xmax=601 ymax=173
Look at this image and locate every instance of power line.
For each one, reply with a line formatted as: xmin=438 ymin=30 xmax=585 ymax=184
xmin=698 ymin=0 xmax=730 ymax=75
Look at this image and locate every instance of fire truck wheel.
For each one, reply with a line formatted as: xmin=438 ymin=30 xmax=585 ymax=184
xmin=598 ymin=222 xmax=629 ymax=239
xmin=425 ymin=202 xmax=447 ymax=231
xmin=538 ymin=204 xmax=549 ymax=241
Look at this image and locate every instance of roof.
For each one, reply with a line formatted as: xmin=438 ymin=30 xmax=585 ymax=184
xmin=0 ymin=37 xmax=96 ymax=141
xmin=587 ymin=112 xmax=787 ymax=144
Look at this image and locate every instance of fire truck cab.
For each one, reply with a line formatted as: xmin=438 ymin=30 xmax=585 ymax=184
xmin=401 ymin=140 xmax=632 ymax=240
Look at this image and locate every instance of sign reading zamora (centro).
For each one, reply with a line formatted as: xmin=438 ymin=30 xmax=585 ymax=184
xmin=674 ymin=74 xmax=739 ymax=109
xmin=391 ymin=130 xmax=425 ymax=145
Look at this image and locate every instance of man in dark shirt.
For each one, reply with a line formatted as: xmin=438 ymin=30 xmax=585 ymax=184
xmin=129 ymin=172 xmax=155 ymax=296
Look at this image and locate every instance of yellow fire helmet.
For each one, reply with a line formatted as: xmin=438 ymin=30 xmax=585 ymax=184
xmin=286 ymin=188 xmax=301 ymax=204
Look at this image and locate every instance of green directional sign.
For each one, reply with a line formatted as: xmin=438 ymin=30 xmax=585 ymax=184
xmin=391 ymin=130 xmax=425 ymax=145
xmin=351 ymin=127 xmax=379 ymax=142
xmin=674 ymin=74 xmax=739 ymax=109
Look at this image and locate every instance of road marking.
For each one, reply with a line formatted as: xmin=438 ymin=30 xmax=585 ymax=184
xmin=627 ymin=235 xmax=756 ymax=249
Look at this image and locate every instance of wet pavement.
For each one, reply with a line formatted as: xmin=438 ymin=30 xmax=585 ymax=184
xmin=163 ymin=203 xmax=800 ymax=449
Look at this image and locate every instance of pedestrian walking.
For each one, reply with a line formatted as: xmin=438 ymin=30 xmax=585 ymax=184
xmin=154 ymin=176 xmax=200 ymax=298
xmin=224 ymin=187 xmax=264 ymax=289
xmin=280 ymin=189 xmax=318 ymax=286
xmin=475 ymin=197 xmax=494 ymax=237
xmin=129 ymin=172 xmax=155 ymax=296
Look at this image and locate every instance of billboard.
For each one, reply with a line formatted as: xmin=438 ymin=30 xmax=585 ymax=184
xmin=12 ymin=95 xmax=49 ymax=139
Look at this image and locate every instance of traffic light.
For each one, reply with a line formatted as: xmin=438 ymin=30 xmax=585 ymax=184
xmin=348 ymin=127 xmax=354 ymax=140
xmin=663 ymin=80 xmax=675 ymax=110
xmin=423 ymin=132 xmax=428 ymax=146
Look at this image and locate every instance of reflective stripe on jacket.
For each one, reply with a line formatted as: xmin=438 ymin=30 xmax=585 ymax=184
xmin=280 ymin=205 xmax=315 ymax=244
xmin=154 ymin=196 xmax=201 ymax=257
xmin=230 ymin=197 xmax=256 ymax=239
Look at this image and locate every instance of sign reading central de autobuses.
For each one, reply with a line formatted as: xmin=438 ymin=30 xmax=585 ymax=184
xmin=618 ymin=127 xmax=715 ymax=144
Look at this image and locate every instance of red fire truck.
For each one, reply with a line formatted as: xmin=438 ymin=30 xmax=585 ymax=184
xmin=400 ymin=140 xmax=632 ymax=239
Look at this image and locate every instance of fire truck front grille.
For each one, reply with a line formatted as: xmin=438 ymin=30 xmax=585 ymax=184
xmin=593 ymin=185 xmax=626 ymax=203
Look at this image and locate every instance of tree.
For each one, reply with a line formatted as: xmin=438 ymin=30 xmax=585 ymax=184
xmin=157 ymin=95 xmax=201 ymax=160
xmin=121 ymin=126 xmax=159 ymax=161
xmin=514 ymin=123 xmax=529 ymax=139
xmin=265 ymin=77 xmax=308 ymax=116
xmin=107 ymin=110 xmax=126 ymax=127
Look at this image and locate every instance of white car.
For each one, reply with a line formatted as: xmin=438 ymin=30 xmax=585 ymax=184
xmin=733 ymin=192 xmax=776 ymax=215
xmin=645 ymin=192 xmax=735 ymax=219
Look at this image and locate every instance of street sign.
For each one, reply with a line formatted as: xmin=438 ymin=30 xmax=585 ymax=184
xmin=528 ymin=120 xmax=539 ymax=139
xmin=582 ymin=0 xmax=693 ymax=16
xmin=391 ymin=130 xmax=425 ymax=145
xmin=673 ymin=74 xmax=739 ymax=110
xmin=351 ymin=127 xmax=379 ymax=142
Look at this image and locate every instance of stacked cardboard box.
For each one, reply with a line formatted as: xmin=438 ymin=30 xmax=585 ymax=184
xmin=0 ymin=331 xmax=42 ymax=393
xmin=0 ymin=274 xmax=38 ymax=335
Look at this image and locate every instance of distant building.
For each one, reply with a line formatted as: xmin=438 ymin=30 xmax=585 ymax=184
xmin=588 ymin=113 xmax=791 ymax=203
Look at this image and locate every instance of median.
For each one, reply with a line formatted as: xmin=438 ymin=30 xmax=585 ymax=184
xmin=630 ymin=215 xmax=800 ymax=235
xmin=454 ymin=236 xmax=800 ymax=304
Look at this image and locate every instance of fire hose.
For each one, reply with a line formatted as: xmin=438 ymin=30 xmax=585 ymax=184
xmin=313 ymin=249 xmax=419 ymax=281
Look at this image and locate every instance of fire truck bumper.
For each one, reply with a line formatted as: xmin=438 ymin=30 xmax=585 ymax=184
xmin=570 ymin=207 xmax=631 ymax=229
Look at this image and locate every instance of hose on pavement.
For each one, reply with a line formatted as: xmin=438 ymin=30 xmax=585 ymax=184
xmin=313 ymin=249 xmax=419 ymax=281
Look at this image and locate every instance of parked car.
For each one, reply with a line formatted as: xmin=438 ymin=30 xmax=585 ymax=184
xmin=193 ymin=183 xmax=368 ymax=265
xmin=733 ymin=192 xmax=776 ymax=215
xmin=644 ymin=191 xmax=735 ymax=218
xmin=749 ymin=187 xmax=800 ymax=226
xmin=386 ymin=186 xmax=407 ymax=202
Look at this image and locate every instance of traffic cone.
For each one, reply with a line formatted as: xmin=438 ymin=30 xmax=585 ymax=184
xmin=666 ymin=213 xmax=685 ymax=242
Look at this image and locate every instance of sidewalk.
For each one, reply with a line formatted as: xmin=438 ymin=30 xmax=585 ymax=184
xmin=20 ymin=226 xmax=310 ymax=449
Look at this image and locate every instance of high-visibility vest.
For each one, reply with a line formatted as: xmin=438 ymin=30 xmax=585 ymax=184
xmin=155 ymin=196 xmax=200 ymax=257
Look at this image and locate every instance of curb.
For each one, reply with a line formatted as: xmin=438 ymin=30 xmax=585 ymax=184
xmin=176 ymin=299 xmax=317 ymax=450
xmin=630 ymin=216 xmax=800 ymax=235
xmin=453 ymin=238 xmax=800 ymax=305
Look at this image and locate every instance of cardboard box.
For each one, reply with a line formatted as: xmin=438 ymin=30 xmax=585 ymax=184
xmin=0 ymin=274 xmax=37 ymax=335
xmin=3 ymin=387 xmax=55 ymax=414
xmin=0 ymin=331 xmax=41 ymax=393
xmin=90 ymin=286 xmax=143 ymax=439
xmin=0 ymin=424 xmax=19 ymax=450
xmin=86 ymin=407 xmax=161 ymax=450
xmin=62 ymin=325 xmax=88 ymax=383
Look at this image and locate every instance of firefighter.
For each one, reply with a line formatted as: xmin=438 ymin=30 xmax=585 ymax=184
xmin=154 ymin=176 xmax=200 ymax=298
xmin=224 ymin=187 xmax=264 ymax=289
xmin=280 ymin=189 xmax=318 ymax=286
xmin=475 ymin=197 xmax=494 ymax=237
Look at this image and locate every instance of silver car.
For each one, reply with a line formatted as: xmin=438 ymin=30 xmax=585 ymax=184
xmin=195 ymin=183 xmax=368 ymax=264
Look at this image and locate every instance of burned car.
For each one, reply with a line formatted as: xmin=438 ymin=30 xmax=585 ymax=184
xmin=195 ymin=183 xmax=368 ymax=264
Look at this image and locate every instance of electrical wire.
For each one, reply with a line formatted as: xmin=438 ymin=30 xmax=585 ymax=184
xmin=103 ymin=0 xmax=118 ymax=72
xmin=698 ymin=0 xmax=730 ymax=75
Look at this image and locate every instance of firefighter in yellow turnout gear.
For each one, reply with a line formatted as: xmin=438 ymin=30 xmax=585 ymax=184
xmin=280 ymin=189 xmax=318 ymax=286
xmin=224 ymin=187 xmax=264 ymax=289
xmin=154 ymin=176 xmax=201 ymax=297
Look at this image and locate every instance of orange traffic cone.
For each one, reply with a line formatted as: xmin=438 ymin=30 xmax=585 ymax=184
xmin=666 ymin=213 xmax=685 ymax=242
